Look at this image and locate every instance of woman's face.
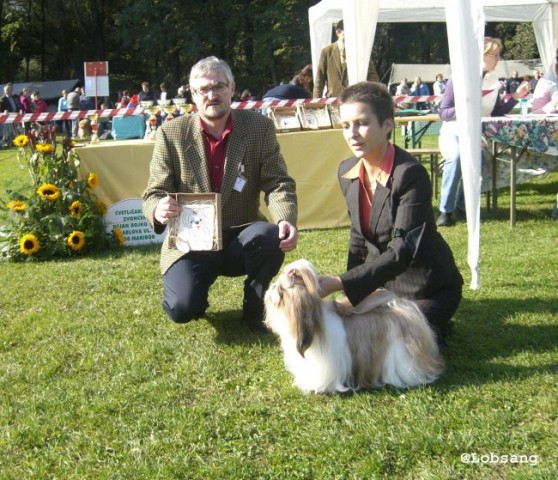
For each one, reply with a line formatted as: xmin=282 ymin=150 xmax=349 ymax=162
xmin=340 ymin=101 xmax=392 ymax=160
xmin=483 ymin=49 xmax=501 ymax=72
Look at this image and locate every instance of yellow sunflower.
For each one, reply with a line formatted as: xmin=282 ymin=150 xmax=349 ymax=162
xmin=19 ymin=234 xmax=41 ymax=255
xmin=37 ymin=183 xmax=61 ymax=201
xmin=35 ymin=143 xmax=55 ymax=154
xmin=87 ymin=173 xmax=99 ymax=189
xmin=114 ymin=226 xmax=125 ymax=246
xmin=69 ymin=200 xmax=83 ymax=217
xmin=67 ymin=230 xmax=86 ymax=251
xmin=13 ymin=135 xmax=29 ymax=148
xmin=7 ymin=200 xmax=28 ymax=212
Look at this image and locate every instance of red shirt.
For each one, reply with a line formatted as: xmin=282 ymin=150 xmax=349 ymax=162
xmin=200 ymin=114 xmax=233 ymax=192
xmin=358 ymin=144 xmax=395 ymax=240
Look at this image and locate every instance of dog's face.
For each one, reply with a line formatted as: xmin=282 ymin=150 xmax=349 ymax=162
xmin=264 ymin=259 xmax=323 ymax=356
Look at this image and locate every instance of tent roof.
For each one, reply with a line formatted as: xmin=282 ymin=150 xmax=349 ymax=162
xmin=1 ymin=79 xmax=80 ymax=102
xmin=388 ymin=59 xmax=543 ymax=86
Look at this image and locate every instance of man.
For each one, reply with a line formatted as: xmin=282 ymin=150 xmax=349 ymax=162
xmin=313 ymin=19 xmax=379 ymax=98
xmin=506 ymin=70 xmax=521 ymax=94
xmin=66 ymin=87 xmax=81 ymax=138
xmin=1 ymin=83 xmax=20 ymax=146
xmin=138 ymin=81 xmax=156 ymax=103
xmin=143 ymin=56 xmax=298 ymax=331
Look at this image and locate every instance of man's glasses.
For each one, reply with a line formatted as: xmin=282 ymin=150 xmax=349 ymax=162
xmin=194 ymin=83 xmax=229 ymax=97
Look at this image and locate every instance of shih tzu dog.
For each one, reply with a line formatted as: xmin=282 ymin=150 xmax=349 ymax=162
xmin=264 ymin=259 xmax=443 ymax=394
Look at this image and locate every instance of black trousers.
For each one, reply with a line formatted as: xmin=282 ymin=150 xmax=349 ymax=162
xmin=162 ymin=221 xmax=284 ymax=323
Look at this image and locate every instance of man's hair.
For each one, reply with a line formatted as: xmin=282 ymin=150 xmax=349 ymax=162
xmin=336 ymin=19 xmax=343 ymax=31
xmin=339 ymin=81 xmax=395 ymax=127
xmin=189 ymin=56 xmax=235 ymax=89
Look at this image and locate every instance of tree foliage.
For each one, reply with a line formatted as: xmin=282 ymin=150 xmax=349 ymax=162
xmin=0 ymin=0 xmax=540 ymax=101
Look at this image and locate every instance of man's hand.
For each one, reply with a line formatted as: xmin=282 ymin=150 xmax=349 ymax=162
xmin=278 ymin=220 xmax=298 ymax=252
xmin=154 ymin=195 xmax=182 ymax=225
xmin=318 ymin=275 xmax=343 ymax=298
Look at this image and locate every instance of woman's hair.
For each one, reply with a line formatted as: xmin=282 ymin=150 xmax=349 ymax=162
xmin=339 ymin=81 xmax=394 ymax=127
xmin=483 ymin=37 xmax=503 ymax=55
xmin=189 ymin=56 xmax=235 ymax=89
xmin=291 ymin=64 xmax=313 ymax=90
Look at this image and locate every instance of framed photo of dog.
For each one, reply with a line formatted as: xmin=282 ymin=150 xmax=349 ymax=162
xmin=168 ymin=193 xmax=223 ymax=253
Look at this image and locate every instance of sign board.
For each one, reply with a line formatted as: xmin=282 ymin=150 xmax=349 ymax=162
xmin=105 ymin=198 xmax=166 ymax=246
xmin=84 ymin=61 xmax=110 ymax=98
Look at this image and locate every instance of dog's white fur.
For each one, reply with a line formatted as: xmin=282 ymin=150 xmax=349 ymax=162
xmin=264 ymin=259 xmax=443 ymax=394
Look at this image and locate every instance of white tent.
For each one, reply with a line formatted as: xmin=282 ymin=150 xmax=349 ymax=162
xmin=309 ymin=0 xmax=558 ymax=289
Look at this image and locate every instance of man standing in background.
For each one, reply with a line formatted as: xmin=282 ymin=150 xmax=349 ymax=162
xmin=313 ymin=20 xmax=379 ymax=98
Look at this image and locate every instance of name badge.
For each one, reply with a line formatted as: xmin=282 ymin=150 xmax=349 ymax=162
xmin=233 ymin=174 xmax=247 ymax=192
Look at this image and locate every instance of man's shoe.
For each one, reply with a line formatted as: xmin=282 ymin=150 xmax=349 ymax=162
xmin=436 ymin=212 xmax=454 ymax=227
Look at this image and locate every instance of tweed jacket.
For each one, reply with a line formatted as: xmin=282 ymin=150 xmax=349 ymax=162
xmin=143 ymin=109 xmax=298 ymax=275
xmin=338 ymin=145 xmax=462 ymax=306
xmin=313 ymin=42 xmax=379 ymax=98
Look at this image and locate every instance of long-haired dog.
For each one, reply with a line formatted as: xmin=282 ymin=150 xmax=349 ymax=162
xmin=264 ymin=259 xmax=443 ymax=394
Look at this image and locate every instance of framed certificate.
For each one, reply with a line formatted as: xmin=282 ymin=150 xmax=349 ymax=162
xmin=168 ymin=193 xmax=223 ymax=252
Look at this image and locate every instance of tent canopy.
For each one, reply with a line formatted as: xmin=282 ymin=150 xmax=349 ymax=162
xmin=308 ymin=0 xmax=558 ymax=290
xmin=0 ymin=79 xmax=80 ymax=103
xmin=310 ymin=0 xmax=558 ymax=86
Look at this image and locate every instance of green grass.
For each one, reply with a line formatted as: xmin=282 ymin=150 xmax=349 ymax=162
xmin=1 ymin=141 xmax=557 ymax=479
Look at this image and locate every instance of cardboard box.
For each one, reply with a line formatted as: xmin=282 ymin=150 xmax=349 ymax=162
xmin=168 ymin=193 xmax=223 ymax=252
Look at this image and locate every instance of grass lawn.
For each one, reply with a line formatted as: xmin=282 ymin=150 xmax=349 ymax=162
xmin=0 ymin=136 xmax=557 ymax=479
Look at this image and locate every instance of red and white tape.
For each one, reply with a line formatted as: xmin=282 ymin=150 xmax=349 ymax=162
xmin=1 ymin=91 xmax=512 ymax=125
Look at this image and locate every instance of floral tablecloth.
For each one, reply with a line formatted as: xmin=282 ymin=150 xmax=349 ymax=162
xmin=482 ymin=115 xmax=558 ymax=155
xmin=481 ymin=115 xmax=558 ymax=190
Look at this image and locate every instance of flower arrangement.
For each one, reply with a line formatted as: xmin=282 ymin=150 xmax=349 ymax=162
xmin=0 ymin=126 xmax=122 ymax=261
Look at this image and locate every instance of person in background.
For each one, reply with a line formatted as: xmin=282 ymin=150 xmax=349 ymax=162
xmin=138 ymin=81 xmax=155 ymax=103
xmin=506 ymin=70 xmax=522 ymax=94
xmin=57 ymin=89 xmax=71 ymax=135
xmin=317 ymin=81 xmax=463 ymax=346
xmin=142 ymin=56 xmax=298 ymax=332
xmin=433 ymin=74 xmax=446 ymax=95
xmin=18 ymin=87 xmax=33 ymax=134
xmin=529 ymin=70 xmax=543 ymax=91
xmin=263 ymin=65 xmax=313 ymax=100
xmin=531 ymin=48 xmax=558 ymax=114
xmin=436 ymin=37 xmax=531 ymax=227
xmin=313 ymin=19 xmax=379 ymax=98
xmin=159 ymin=83 xmax=168 ymax=102
xmin=66 ymin=86 xmax=81 ymax=139
xmin=410 ymin=76 xmax=430 ymax=109
xmin=0 ymin=83 xmax=20 ymax=146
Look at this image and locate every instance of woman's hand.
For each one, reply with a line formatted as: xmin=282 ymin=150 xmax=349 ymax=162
xmin=318 ymin=275 xmax=343 ymax=298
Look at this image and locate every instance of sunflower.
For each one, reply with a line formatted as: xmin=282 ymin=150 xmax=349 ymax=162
xmin=19 ymin=234 xmax=41 ymax=255
xmin=69 ymin=200 xmax=83 ymax=217
xmin=37 ymin=183 xmax=61 ymax=201
xmin=67 ymin=230 xmax=86 ymax=251
xmin=87 ymin=173 xmax=99 ymax=189
xmin=13 ymin=135 xmax=29 ymax=148
xmin=35 ymin=143 xmax=55 ymax=154
xmin=7 ymin=200 xmax=28 ymax=212
xmin=114 ymin=226 xmax=125 ymax=246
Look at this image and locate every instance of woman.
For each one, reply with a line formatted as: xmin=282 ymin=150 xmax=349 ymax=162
xmin=531 ymin=48 xmax=558 ymax=114
xmin=263 ymin=64 xmax=313 ymax=101
xmin=318 ymin=81 xmax=463 ymax=345
xmin=436 ymin=37 xmax=531 ymax=227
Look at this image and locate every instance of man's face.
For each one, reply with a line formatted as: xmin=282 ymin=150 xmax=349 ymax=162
xmin=4 ymin=85 xmax=12 ymax=96
xmin=191 ymin=71 xmax=234 ymax=122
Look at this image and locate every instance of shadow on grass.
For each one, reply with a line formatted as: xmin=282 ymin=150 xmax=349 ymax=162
xmin=205 ymin=309 xmax=277 ymax=347
xmin=441 ymin=296 xmax=558 ymax=387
